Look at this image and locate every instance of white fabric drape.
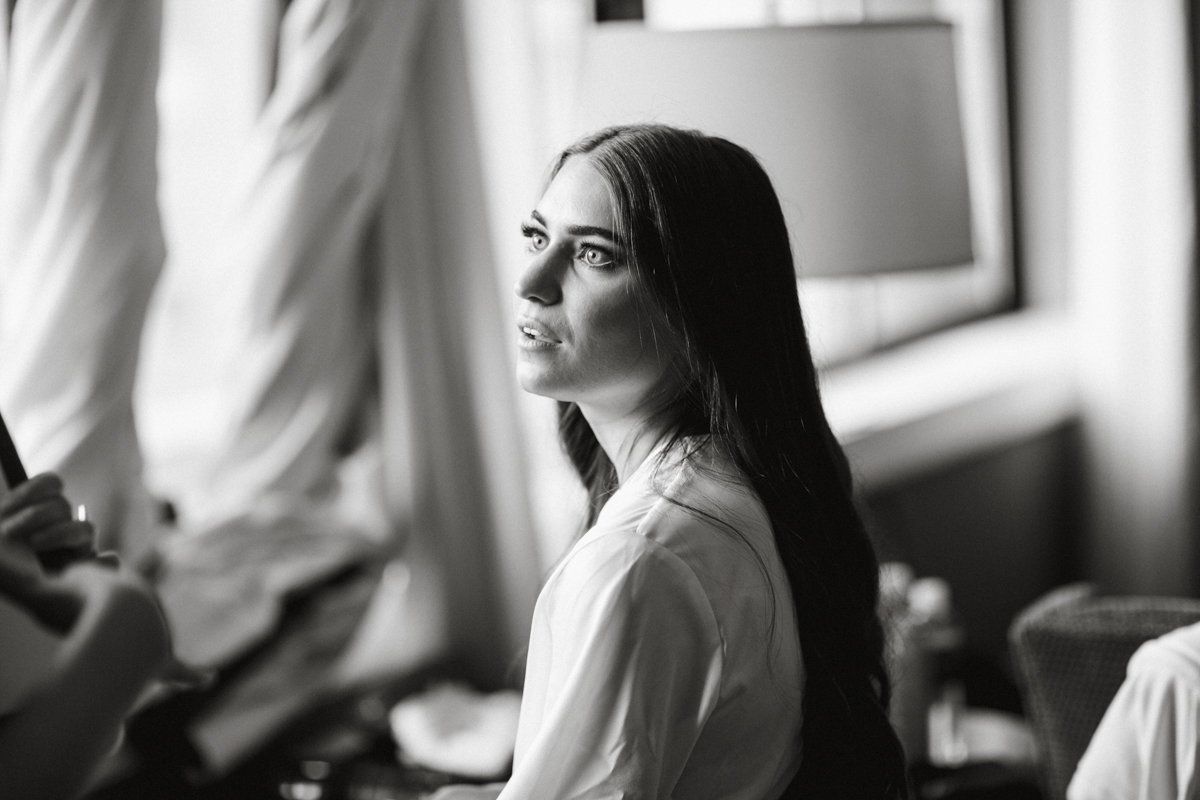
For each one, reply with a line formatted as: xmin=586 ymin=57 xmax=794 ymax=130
xmin=155 ymin=0 xmax=446 ymax=712
xmin=378 ymin=0 xmax=543 ymax=685
xmin=175 ymin=0 xmax=543 ymax=686
xmin=459 ymin=0 xmax=592 ymax=570
xmin=1067 ymin=0 xmax=1197 ymax=595
xmin=0 ymin=0 xmax=164 ymax=560
xmin=192 ymin=0 xmax=428 ymax=528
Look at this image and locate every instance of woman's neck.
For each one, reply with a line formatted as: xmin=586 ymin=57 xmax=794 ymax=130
xmin=579 ymin=404 xmax=671 ymax=485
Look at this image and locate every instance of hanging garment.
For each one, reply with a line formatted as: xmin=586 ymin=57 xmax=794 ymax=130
xmin=193 ymin=0 xmax=427 ymax=528
xmin=0 ymin=0 xmax=165 ymax=560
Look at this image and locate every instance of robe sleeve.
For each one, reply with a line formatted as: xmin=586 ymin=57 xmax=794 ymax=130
xmin=503 ymin=531 xmax=725 ymax=800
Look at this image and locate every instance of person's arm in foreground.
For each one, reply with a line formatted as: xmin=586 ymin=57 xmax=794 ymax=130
xmin=0 ymin=553 xmax=171 ymax=800
xmin=1067 ymin=627 xmax=1200 ymax=800
xmin=0 ymin=473 xmax=178 ymax=800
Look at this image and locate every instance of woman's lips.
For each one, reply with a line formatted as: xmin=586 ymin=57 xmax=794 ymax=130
xmin=517 ymin=319 xmax=561 ymax=347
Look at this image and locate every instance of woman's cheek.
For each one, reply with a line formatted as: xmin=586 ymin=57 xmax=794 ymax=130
xmin=587 ymin=305 xmax=647 ymax=368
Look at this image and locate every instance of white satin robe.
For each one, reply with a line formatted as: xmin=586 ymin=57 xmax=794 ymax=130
xmin=503 ymin=440 xmax=804 ymax=800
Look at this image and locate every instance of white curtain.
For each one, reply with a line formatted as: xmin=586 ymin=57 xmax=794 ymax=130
xmin=1067 ymin=0 xmax=1197 ymax=594
xmin=0 ymin=0 xmax=164 ymax=560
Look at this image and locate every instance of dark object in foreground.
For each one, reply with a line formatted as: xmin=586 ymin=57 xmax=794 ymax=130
xmin=0 ymin=407 xmax=28 ymax=488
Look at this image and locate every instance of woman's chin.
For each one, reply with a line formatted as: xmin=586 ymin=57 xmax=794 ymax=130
xmin=515 ymin=368 xmax=564 ymax=401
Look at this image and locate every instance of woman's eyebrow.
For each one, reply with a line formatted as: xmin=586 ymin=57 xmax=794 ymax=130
xmin=529 ymin=210 xmax=617 ymax=242
xmin=565 ymin=224 xmax=617 ymax=241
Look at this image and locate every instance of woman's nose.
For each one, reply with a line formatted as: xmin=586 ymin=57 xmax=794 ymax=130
xmin=515 ymin=249 xmax=563 ymax=305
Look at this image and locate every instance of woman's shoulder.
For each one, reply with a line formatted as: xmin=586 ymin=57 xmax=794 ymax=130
xmin=641 ymin=441 xmax=773 ymax=560
xmin=550 ymin=520 xmax=708 ymax=602
xmin=661 ymin=441 xmax=764 ymax=513
xmin=565 ymin=441 xmax=754 ymax=559
xmin=543 ymin=437 xmax=779 ymax=617
xmin=539 ymin=524 xmax=723 ymax=649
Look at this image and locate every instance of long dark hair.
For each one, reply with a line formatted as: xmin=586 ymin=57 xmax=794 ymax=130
xmin=552 ymin=125 xmax=908 ymax=799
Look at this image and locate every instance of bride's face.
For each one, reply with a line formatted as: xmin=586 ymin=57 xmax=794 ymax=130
xmin=513 ymin=156 xmax=671 ymax=419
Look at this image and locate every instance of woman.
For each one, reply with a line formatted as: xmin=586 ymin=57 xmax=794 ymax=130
xmin=473 ymin=124 xmax=907 ymax=799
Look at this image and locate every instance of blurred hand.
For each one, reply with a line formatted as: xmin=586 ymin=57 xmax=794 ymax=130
xmin=52 ymin=560 xmax=215 ymax=695
xmin=0 ymin=472 xmax=95 ymax=568
xmin=0 ymin=536 xmax=213 ymax=694
xmin=0 ymin=553 xmax=213 ymax=800
xmin=0 ymin=536 xmax=82 ymax=632
xmin=0 ymin=534 xmax=42 ymax=593
xmin=0 ymin=559 xmax=181 ymax=799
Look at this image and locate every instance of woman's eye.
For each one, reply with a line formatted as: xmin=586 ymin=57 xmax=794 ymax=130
xmin=579 ymin=246 xmax=613 ymax=268
xmin=521 ymin=225 xmax=548 ymax=252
